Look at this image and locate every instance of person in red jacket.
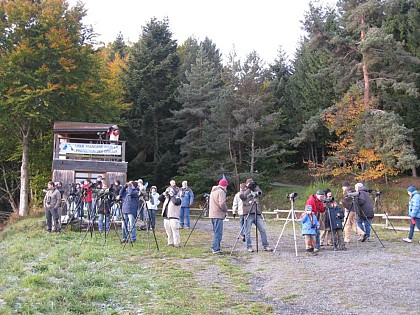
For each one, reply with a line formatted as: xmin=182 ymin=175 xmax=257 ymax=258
xmin=305 ymin=190 xmax=325 ymax=252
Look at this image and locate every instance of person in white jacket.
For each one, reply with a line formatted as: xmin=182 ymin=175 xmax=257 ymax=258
xmin=146 ymin=186 xmax=160 ymax=230
xmin=232 ymin=183 xmax=246 ymax=242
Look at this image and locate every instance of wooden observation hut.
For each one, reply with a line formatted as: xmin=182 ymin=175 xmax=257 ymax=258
xmin=52 ymin=121 xmax=127 ymax=195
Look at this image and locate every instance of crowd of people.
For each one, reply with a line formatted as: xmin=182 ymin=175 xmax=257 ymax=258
xmin=43 ymin=176 xmax=420 ymax=255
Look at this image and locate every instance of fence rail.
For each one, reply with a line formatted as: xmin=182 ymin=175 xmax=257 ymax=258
xmin=188 ymin=208 xmax=412 ymax=231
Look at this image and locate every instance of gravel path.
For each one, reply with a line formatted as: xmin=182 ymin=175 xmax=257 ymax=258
xmin=191 ymin=217 xmax=420 ymax=315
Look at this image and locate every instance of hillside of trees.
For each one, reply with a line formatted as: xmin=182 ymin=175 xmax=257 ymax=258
xmin=0 ymin=0 xmax=419 ymax=219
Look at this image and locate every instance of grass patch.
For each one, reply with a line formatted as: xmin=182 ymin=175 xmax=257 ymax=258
xmin=0 ymin=215 xmax=274 ymax=315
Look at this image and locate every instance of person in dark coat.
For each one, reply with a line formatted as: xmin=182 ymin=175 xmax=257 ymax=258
xmin=324 ymin=199 xmax=346 ymax=251
xmin=355 ymin=183 xmax=374 ymax=240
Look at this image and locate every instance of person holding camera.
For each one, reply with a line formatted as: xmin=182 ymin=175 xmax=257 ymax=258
xmin=341 ymin=182 xmax=367 ymax=244
xmin=159 ymin=180 xmax=182 ymax=247
xmin=146 ymin=186 xmax=160 ymax=230
xmin=305 ymin=190 xmax=325 ymax=252
xmin=44 ymin=181 xmax=62 ymax=233
xmin=320 ymin=189 xmax=333 ymax=247
xmin=354 ymin=183 xmax=374 ymax=241
xmin=240 ymin=178 xmax=273 ymax=252
xmin=119 ymin=181 xmax=140 ymax=243
xmin=402 ymin=186 xmax=420 ymax=243
xmin=232 ymin=183 xmax=247 ymax=242
xmin=208 ymin=179 xmax=229 ymax=254
xmin=82 ymin=179 xmax=93 ymax=219
xmin=300 ymin=205 xmax=320 ymax=255
xmin=180 ymin=180 xmax=194 ymax=229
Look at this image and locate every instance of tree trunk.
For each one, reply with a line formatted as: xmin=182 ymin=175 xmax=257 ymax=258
xmin=19 ymin=126 xmax=30 ymax=216
xmin=360 ymin=15 xmax=370 ymax=106
xmin=250 ymin=131 xmax=255 ymax=173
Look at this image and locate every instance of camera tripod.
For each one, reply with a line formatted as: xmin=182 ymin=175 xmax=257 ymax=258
xmin=62 ymin=193 xmax=83 ymax=232
xmin=142 ymin=199 xmax=160 ymax=253
xmin=324 ymin=204 xmax=338 ymax=250
xmin=273 ymin=195 xmax=299 ymax=257
xmin=373 ymin=193 xmax=396 ymax=233
xmin=184 ymin=195 xmax=209 ymax=247
xmin=230 ymin=196 xmax=261 ymax=255
xmin=343 ymin=197 xmax=385 ymax=248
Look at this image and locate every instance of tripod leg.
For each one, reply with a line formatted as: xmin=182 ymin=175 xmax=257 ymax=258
xmin=229 ymin=212 xmax=250 ymax=255
xmin=273 ymin=209 xmax=293 ymax=254
xmin=184 ymin=202 xmax=209 ymax=247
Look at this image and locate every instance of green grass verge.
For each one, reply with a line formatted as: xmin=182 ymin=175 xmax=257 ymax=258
xmin=0 ymin=216 xmax=274 ymax=315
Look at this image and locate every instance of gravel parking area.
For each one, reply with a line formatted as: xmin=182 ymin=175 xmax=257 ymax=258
xmin=194 ymin=218 xmax=420 ymax=315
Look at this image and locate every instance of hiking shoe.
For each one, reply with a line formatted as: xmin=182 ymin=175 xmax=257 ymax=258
xmin=402 ymin=238 xmax=412 ymax=243
xmin=120 ymin=239 xmax=127 ymax=244
xmin=247 ymin=248 xmax=254 ymax=253
xmin=212 ymin=250 xmax=222 ymax=255
xmin=313 ymin=248 xmax=319 ymax=253
xmin=341 ymin=246 xmax=347 ymax=251
xmin=263 ymin=246 xmax=273 ymax=252
xmin=361 ymin=234 xmax=368 ymax=242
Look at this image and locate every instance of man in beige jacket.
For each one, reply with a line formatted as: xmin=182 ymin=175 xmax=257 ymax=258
xmin=208 ymin=179 xmax=228 ymax=254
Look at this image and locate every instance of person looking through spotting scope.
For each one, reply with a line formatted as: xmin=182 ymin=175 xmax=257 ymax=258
xmin=354 ymin=183 xmax=374 ymax=241
xmin=240 ymin=178 xmax=273 ymax=253
xmin=402 ymin=186 xmax=420 ymax=243
xmin=341 ymin=182 xmax=367 ymax=244
xmin=208 ymin=178 xmax=229 ymax=254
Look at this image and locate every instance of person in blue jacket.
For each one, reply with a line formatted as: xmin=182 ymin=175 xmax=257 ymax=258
xmin=179 ymin=180 xmax=194 ymax=229
xmin=119 ymin=181 xmax=140 ymax=243
xmin=403 ymin=186 xmax=420 ymax=243
xmin=300 ymin=205 xmax=320 ymax=256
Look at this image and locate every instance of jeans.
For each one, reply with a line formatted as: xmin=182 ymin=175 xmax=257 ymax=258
xmin=122 ymin=213 xmax=136 ymax=241
xmin=239 ymin=215 xmax=245 ymax=236
xmin=180 ymin=207 xmax=190 ymax=228
xmin=408 ymin=217 xmax=420 ymax=239
xmin=357 ymin=218 xmax=372 ymax=238
xmin=98 ymin=214 xmax=110 ymax=232
xmin=147 ymin=209 xmax=157 ymax=230
xmin=244 ymin=213 xmax=270 ymax=249
xmin=211 ymin=218 xmax=224 ymax=252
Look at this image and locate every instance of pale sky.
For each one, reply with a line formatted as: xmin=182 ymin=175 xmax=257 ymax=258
xmin=68 ymin=0 xmax=336 ymax=64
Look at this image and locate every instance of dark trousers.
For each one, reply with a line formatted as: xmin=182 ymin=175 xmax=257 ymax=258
xmin=408 ymin=217 xmax=420 ymax=239
xmin=46 ymin=208 xmax=60 ymax=232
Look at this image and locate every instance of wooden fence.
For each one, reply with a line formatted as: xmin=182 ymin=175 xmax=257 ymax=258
xmin=189 ymin=208 xmax=413 ymax=231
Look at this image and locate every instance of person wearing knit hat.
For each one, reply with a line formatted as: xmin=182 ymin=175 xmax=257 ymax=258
xmin=218 ymin=178 xmax=228 ymax=187
xmin=300 ymin=203 xmax=320 ymax=256
xmin=239 ymin=178 xmax=273 ymax=252
xmin=403 ymin=186 xmax=420 ymax=243
xmin=208 ymin=179 xmax=229 ymax=254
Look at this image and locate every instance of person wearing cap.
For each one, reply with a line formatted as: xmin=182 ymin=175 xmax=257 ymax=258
xmin=208 ymin=178 xmax=229 ymax=254
xmin=354 ymin=183 xmax=374 ymax=241
xmin=240 ymin=178 xmax=273 ymax=252
xmin=341 ymin=182 xmax=366 ymax=244
xmin=159 ymin=180 xmax=182 ymax=247
xmin=305 ymin=190 xmax=326 ymax=252
xmin=180 ymin=180 xmax=194 ymax=229
xmin=402 ymin=186 xmax=420 ymax=243
xmin=146 ymin=185 xmax=160 ymax=230
xmin=300 ymin=205 xmax=320 ymax=255
xmin=119 ymin=181 xmax=140 ymax=243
